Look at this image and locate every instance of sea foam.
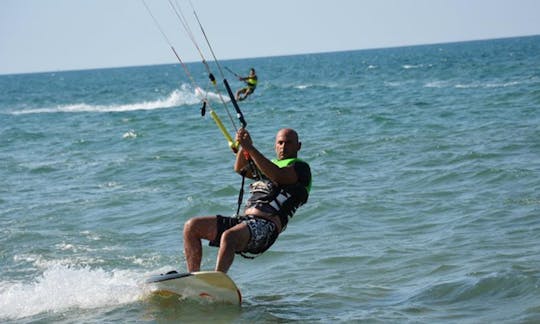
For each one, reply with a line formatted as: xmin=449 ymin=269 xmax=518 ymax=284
xmin=0 ymin=263 xmax=150 ymax=320
xmin=10 ymin=87 xmax=199 ymax=115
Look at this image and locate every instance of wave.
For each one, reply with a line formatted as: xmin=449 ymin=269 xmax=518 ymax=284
xmin=455 ymin=81 xmax=521 ymax=89
xmin=194 ymin=86 xmax=231 ymax=104
xmin=425 ymin=77 xmax=538 ymax=89
xmin=0 ymin=262 xmax=169 ymax=320
xmin=10 ymin=87 xmax=200 ymax=115
xmin=407 ymin=269 xmax=539 ymax=309
xmin=402 ymin=64 xmax=432 ymax=69
xmin=0 ymin=264 xmax=144 ymax=320
xmin=293 ymin=83 xmax=339 ymax=90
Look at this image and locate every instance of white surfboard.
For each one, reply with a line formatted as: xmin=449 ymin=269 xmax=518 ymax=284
xmin=146 ymin=270 xmax=242 ymax=305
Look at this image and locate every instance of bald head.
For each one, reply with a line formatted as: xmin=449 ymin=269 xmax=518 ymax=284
xmin=275 ymin=128 xmax=302 ymax=160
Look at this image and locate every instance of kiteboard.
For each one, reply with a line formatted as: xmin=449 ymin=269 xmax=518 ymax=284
xmin=146 ymin=270 xmax=242 ymax=305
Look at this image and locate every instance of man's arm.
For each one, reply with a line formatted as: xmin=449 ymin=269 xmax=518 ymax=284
xmin=234 ymin=147 xmax=257 ymax=179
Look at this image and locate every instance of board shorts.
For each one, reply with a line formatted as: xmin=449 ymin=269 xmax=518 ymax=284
xmin=209 ymin=215 xmax=279 ymax=256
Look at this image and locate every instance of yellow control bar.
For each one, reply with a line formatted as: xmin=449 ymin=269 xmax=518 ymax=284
xmin=209 ymin=110 xmax=238 ymax=152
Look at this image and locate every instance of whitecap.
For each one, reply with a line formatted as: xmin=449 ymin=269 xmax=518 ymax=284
xmin=194 ymin=86 xmax=230 ymax=103
xmin=10 ymin=87 xmax=200 ymax=115
xmin=122 ymin=129 xmax=137 ymax=139
xmin=0 ymin=263 xmax=147 ymax=320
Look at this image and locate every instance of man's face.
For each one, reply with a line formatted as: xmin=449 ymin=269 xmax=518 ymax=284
xmin=275 ymin=129 xmax=300 ymax=160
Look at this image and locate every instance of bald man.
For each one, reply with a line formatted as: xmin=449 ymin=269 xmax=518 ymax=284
xmin=183 ymin=128 xmax=312 ymax=273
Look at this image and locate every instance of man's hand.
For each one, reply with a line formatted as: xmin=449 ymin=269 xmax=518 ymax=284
xmin=236 ymin=128 xmax=254 ymax=152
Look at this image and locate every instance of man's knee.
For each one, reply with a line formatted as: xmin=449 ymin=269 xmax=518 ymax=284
xmin=184 ymin=217 xmax=203 ymax=236
xmin=220 ymin=229 xmax=235 ymax=246
xmin=221 ymin=228 xmax=248 ymax=251
xmin=183 ymin=219 xmax=193 ymax=238
xmin=184 ymin=216 xmax=218 ymax=242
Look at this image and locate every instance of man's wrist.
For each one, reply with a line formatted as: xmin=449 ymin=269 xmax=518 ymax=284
xmin=242 ymin=145 xmax=254 ymax=155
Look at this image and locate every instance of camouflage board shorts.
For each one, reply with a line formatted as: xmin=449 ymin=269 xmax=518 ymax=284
xmin=210 ymin=215 xmax=279 ymax=255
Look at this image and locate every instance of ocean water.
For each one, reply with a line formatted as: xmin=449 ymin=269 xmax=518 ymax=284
xmin=1 ymin=35 xmax=540 ymax=323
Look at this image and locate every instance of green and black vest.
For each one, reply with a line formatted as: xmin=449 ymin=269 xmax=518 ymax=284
xmin=246 ymin=77 xmax=258 ymax=89
xmin=245 ymin=158 xmax=311 ymax=230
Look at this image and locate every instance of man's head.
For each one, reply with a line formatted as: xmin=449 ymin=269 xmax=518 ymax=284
xmin=275 ymin=128 xmax=301 ymax=160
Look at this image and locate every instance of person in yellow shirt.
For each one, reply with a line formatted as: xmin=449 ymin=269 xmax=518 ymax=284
xmin=235 ymin=68 xmax=258 ymax=101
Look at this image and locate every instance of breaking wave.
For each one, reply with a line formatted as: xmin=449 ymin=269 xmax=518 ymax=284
xmin=10 ymin=88 xmax=200 ymax=115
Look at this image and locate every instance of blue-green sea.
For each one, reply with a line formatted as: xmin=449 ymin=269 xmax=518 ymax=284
xmin=1 ymin=35 xmax=540 ymax=323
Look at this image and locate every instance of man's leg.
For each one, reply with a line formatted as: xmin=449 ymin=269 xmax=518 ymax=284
xmin=183 ymin=216 xmax=218 ymax=272
xmin=236 ymin=87 xmax=248 ymax=101
xmin=215 ymin=223 xmax=250 ymax=273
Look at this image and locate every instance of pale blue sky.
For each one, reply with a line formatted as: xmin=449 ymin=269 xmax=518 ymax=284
xmin=1 ymin=0 xmax=539 ymax=75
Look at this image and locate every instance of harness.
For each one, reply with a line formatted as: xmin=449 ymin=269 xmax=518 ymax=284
xmin=235 ymin=158 xmax=311 ymax=259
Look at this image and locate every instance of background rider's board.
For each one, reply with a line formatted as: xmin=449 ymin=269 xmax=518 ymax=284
xmin=146 ymin=270 xmax=242 ymax=305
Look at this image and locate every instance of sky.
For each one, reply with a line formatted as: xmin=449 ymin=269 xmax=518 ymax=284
xmin=1 ymin=0 xmax=540 ymax=75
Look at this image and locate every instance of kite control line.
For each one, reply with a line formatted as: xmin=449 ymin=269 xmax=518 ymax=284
xmin=187 ymin=1 xmax=262 ymax=181
xmin=225 ymin=67 xmax=241 ymax=79
xmin=145 ymin=0 xmax=261 ymax=221
xmin=224 ymin=79 xmax=247 ymax=128
xmin=142 ymin=0 xmax=237 ymax=151
xmin=168 ymin=0 xmax=237 ymax=130
xmin=187 ymin=1 xmax=248 ymax=131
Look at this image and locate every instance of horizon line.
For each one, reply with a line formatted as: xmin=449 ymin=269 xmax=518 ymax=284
xmin=2 ymin=33 xmax=538 ymax=77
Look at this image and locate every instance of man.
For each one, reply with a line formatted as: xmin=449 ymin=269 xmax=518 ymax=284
xmin=183 ymin=128 xmax=312 ymax=273
xmin=235 ymin=68 xmax=258 ymax=101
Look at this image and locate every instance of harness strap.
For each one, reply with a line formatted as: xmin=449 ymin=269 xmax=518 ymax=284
xmin=234 ymin=158 xmax=266 ymax=259
xmin=239 ymin=252 xmax=257 ymax=259
xmin=235 ymin=172 xmax=246 ymax=216
xmin=235 ymin=155 xmax=261 ymax=216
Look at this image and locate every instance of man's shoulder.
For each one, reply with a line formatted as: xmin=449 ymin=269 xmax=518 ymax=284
xmin=273 ymin=158 xmax=309 ymax=168
xmin=292 ymin=159 xmax=310 ymax=168
xmin=292 ymin=160 xmax=311 ymax=177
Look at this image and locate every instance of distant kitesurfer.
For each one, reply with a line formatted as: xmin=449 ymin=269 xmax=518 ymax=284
xmin=235 ymin=68 xmax=258 ymax=101
xmin=183 ymin=128 xmax=312 ymax=273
